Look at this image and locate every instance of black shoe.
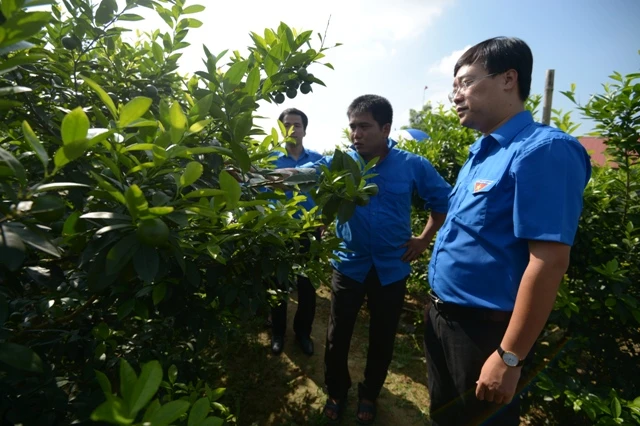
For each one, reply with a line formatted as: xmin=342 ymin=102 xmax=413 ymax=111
xmin=271 ymin=336 xmax=284 ymax=355
xmin=296 ymin=335 xmax=314 ymax=356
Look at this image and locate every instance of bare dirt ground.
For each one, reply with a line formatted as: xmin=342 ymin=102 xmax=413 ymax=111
xmin=218 ymin=285 xmax=535 ymax=426
xmin=219 ymin=285 xmax=431 ymax=426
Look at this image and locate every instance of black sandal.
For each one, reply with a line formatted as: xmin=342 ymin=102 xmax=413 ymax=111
xmin=323 ymin=397 xmax=345 ymax=424
xmin=355 ymin=398 xmax=376 ymax=425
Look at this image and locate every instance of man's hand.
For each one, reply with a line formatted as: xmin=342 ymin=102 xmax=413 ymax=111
xmin=475 ymin=351 xmax=521 ymax=405
xmin=400 ymin=236 xmax=430 ymax=262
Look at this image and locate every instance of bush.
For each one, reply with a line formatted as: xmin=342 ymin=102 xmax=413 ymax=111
xmin=0 ymin=1 xmax=359 ymax=424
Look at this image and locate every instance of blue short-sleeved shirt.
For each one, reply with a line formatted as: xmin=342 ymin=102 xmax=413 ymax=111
xmin=270 ymin=147 xmax=323 ymax=217
xmin=307 ymin=140 xmax=451 ymax=286
xmin=428 ymin=111 xmax=592 ymax=311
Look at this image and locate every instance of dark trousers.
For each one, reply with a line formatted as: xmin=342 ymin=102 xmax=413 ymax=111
xmin=424 ymin=302 xmax=523 ymax=426
xmin=271 ymin=230 xmax=320 ymax=338
xmin=324 ymin=267 xmax=407 ymax=401
xmin=271 ymin=275 xmax=316 ymax=338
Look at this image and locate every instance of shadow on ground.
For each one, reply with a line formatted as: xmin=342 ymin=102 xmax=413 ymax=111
xmin=216 ymin=285 xmax=432 ymax=426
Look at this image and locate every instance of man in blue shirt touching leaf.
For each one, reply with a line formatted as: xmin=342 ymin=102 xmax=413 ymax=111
xmin=268 ymin=108 xmax=323 ymax=357
xmin=424 ymin=37 xmax=592 ymax=426
xmin=297 ymin=95 xmax=451 ymax=424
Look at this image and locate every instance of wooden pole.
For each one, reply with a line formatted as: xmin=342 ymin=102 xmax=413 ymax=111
xmin=542 ymin=69 xmax=555 ymax=125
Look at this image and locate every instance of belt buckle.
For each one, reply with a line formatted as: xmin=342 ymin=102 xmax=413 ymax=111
xmin=429 ymin=291 xmax=444 ymax=309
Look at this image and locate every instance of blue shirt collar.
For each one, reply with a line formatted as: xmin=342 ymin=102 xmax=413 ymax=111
xmin=274 ymin=145 xmax=309 ymax=159
xmin=470 ymin=111 xmax=534 ymax=153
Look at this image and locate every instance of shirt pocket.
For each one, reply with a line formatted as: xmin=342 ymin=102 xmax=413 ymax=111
xmin=382 ymin=182 xmax=412 ymax=213
xmin=452 ymin=178 xmax=501 ymax=227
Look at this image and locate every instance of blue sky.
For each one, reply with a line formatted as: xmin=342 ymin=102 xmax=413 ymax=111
xmin=127 ymin=0 xmax=640 ymax=153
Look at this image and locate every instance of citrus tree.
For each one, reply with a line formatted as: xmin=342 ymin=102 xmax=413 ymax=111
xmin=0 ymin=0 xmax=372 ymax=424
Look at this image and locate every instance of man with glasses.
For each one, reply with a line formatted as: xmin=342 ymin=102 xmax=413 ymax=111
xmin=424 ymin=37 xmax=591 ymax=425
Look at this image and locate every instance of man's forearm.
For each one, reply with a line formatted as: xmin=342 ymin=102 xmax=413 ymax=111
xmin=500 ymin=242 xmax=570 ymax=359
xmin=419 ymin=211 xmax=446 ymax=242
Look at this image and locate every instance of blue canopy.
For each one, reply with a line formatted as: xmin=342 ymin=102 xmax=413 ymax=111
xmin=390 ymin=128 xmax=430 ymax=142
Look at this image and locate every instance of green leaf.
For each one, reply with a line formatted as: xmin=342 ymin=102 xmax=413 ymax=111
xmin=337 ymin=200 xmax=356 ymax=224
xmin=142 ymin=399 xmax=162 ymax=422
xmin=129 ymin=360 xmax=163 ymax=416
xmin=119 ymin=97 xmax=152 ymax=127
xmin=90 ymin=397 xmax=134 ymax=425
xmin=230 ymin=141 xmax=251 ymax=172
xmin=0 ymin=53 xmax=45 ymax=73
xmin=201 ymin=417 xmax=224 ymax=426
xmin=184 ymin=188 xmax=226 ymax=198
xmin=0 ymin=86 xmax=31 ymax=95
xmin=133 ymin=245 xmax=159 ymax=283
xmin=119 ymin=13 xmax=144 ymax=21
xmin=169 ymin=101 xmax=187 ymax=143
xmin=152 ymin=282 xmax=167 ymax=305
xmin=148 ymin=207 xmax=174 ymax=215
xmin=91 ymin=172 xmax=126 ymax=204
xmin=81 ymin=75 xmax=117 ymax=120
xmin=54 ymin=140 xmax=89 ymax=169
xmin=149 ymin=400 xmax=190 ymax=426
xmin=188 ymin=397 xmax=211 ymax=426
xmin=95 ymin=0 xmax=117 ymax=25
xmin=219 ymin=170 xmax=241 ymax=209
xmin=117 ymin=299 xmax=135 ymax=320
xmin=34 ymin=182 xmax=91 ymax=192
xmin=95 ymin=370 xmax=113 ymax=397
xmin=152 ymin=41 xmax=163 ymax=62
xmin=209 ymin=387 xmax=225 ymax=402
xmin=180 ymin=161 xmax=203 ymax=187
xmin=611 ymin=397 xmax=622 ymax=418
xmin=0 ymin=147 xmax=26 ymax=185
xmin=245 ymin=66 xmax=260 ymax=94
xmin=184 ymin=18 xmax=202 ymax=28
xmin=183 ymin=4 xmax=205 ymax=14
xmin=225 ymin=60 xmax=249 ymax=86
xmin=6 ymin=223 xmax=60 ymax=257
xmin=188 ymin=119 xmax=211 ymax=133
xmin=0 ymin=343 xmax=43 ymax=373
xmin=190 ymin=94 xmax=213 ymax=121
xmin=168 ymin=364 xmax=178 ymax=385
xmin=125 ymin=184 xmax=149 ymax=221
xmin=119 ymin=359 xmax=137 ymax=406
xmin=1 ymin=0 xmax=18 ymax=19
xmin=0 ymin=12 xmax=51 ymax=50
xmin=105 ymin=234 xmax=138 ymax=273
xmin=61 ymin=107 xmax=89 ymax=145
xmin=125 ymin=143 xmax=155 ymax=152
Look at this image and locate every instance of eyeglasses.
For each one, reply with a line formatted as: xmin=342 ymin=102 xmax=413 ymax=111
xmin=448 ymin=73 xmax=499 ymax=103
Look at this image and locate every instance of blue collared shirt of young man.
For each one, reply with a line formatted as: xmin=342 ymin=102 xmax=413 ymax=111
xmin=303 ymin=138 xmax=451 ymax=286
xmin=270 ymin=147 xmax=323 ymax=215
xmin=428 ymin=110 xmax=591 ymax=311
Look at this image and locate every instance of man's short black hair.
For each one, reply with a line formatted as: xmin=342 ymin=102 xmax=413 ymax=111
xmin=278 ymin=108 xmax=308 ymax=131
xmin=347 ymin=94 xmax=393 ymax=128
xmin=454 ymin=37 xmax=533 ymax=101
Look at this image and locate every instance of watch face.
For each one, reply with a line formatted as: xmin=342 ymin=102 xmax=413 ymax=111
xmin=503 ymin=352 xmax=519 ymax=367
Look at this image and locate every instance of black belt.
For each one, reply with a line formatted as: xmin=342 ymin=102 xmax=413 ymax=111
xmin=428 ymin=291 xmax=512 ymax=322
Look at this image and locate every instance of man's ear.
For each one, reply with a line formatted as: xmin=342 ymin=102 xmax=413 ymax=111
xmin=382 ymin=123 xmax=391 ymax=137
xmin=503 ymin=69 xmax=519 ymax=92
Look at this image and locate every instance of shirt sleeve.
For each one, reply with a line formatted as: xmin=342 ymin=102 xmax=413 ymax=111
xmin=512 ymin=137 xmax=591 ymax=245
xmin=414 ymin=157 xmax=452 ymax=213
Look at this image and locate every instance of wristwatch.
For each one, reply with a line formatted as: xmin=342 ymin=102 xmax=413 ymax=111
xmin=497 ymin=346 xmax=524 ymax=367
